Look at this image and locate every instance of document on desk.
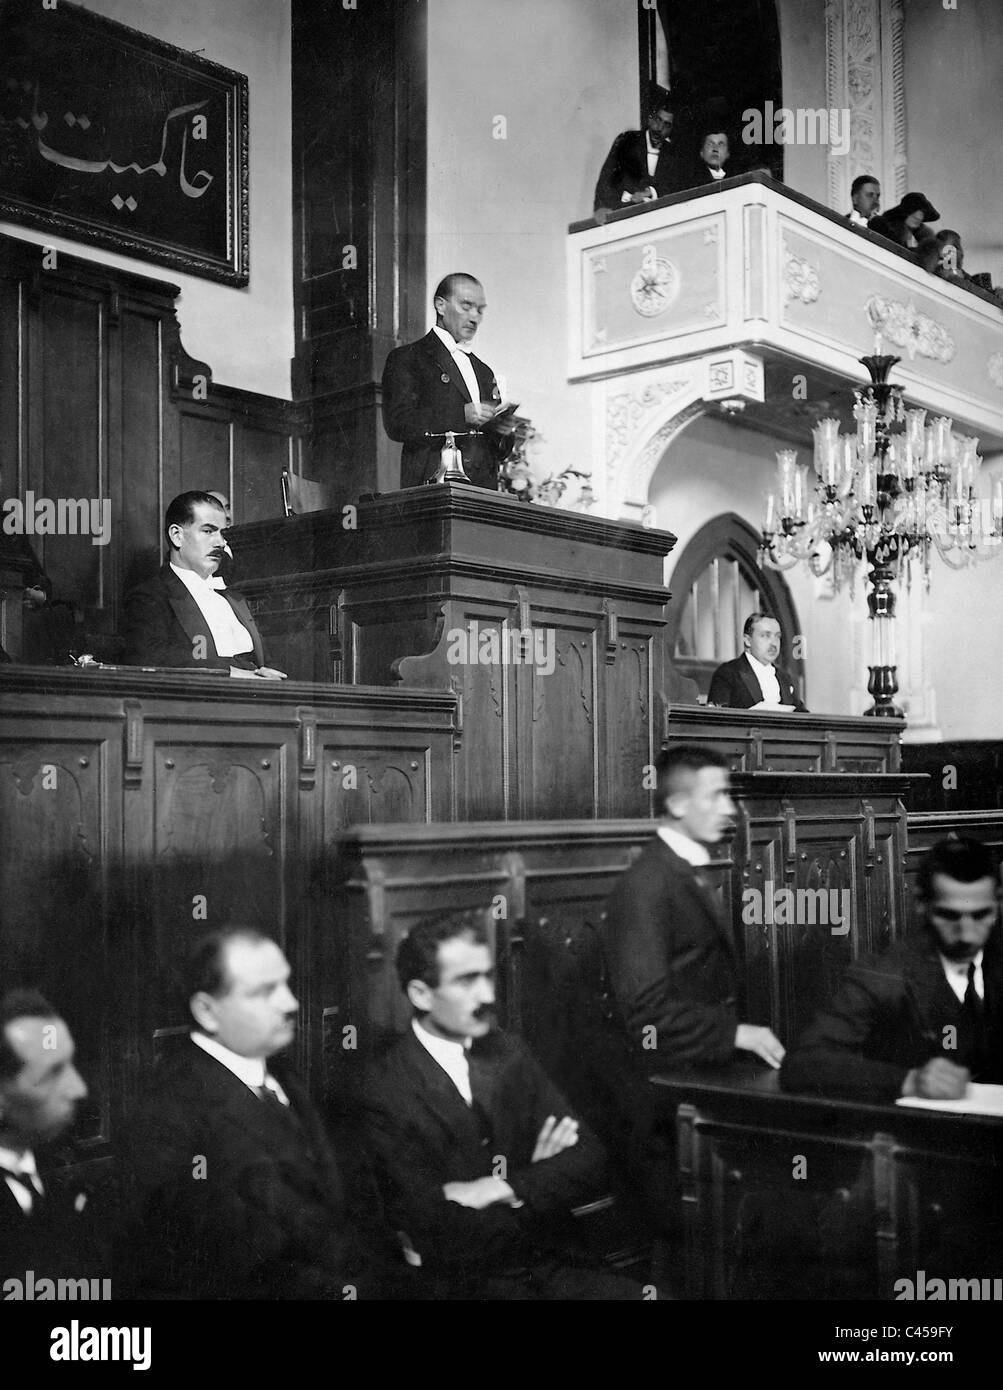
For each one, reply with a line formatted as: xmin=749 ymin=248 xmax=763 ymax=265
xmin=896 ymin=1084 xmax=1003 ymax=1116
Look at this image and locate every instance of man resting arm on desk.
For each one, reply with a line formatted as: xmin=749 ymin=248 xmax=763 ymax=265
xmin=781 ymin=838 xmax=1003 ymax=1104
xmin=707 ymin=612 xmax=807 ymax=711
xmin=122 ymin=491 xmax=285 ymax=678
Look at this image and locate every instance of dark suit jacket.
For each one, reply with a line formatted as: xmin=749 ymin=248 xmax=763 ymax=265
xmin=0 ymin=1153 xmax=103 ymax=1288
xmin=781 ymin=937 xmax=1003 ymax=1104
xmin=594 ymin=130 xmax=681 ymax=210
xmin=118 ymin=1040 xmax=382 ymax=1299
xmin=602 ymin=837 xmax=741 ymax=1068
xmin=122 ymin=563 xmax=266 ymax=671
xmin=707 ymin=653 xmax=808 ymax=711
xmin=361 ymin=1027 xmax=608 ymax=1281
xmin=381 ymin=330 xmax=513 ymax=490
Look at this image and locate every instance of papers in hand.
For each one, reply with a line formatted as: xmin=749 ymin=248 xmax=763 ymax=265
xmin=481 ymin=401 xmax=521 ymax=435
xmin=896 ymin=1083 xmax=1003 ymax=1116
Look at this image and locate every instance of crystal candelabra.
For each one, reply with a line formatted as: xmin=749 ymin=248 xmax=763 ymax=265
xmin=759 ymin=345 xmax=1003 ymax=718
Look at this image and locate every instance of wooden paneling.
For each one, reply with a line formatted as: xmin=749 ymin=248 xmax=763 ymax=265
xmin=327 ymin=774 xmax=916 ymax=1095
xmin=0 ymin=235 xmax=307 ymax=639
xmin=0 ymin=667 xmax=457 ymax=1135
xmin=658 ymin=1068 xmax=1003 ymax=1300
xmin=667 ymin=702 xmax=904 ymax=774
xmin=234 ymin=484 xmax=680 ymax=819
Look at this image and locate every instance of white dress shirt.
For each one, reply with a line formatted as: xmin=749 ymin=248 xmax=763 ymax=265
xmin=411 ymin=1018 xmax=472 ymax=1104
xmin=432 ymin=324 xmax=480 ymax=404
xmin=657 ymin=824 xmax=711 ymax=868
xmin=170 ymin=563 xmax=254 ymax=659
xmin=746 ymin=651 xmax=783 ymax=704
xmin=190 ymin=1032 xmax=290 ymax=1105
xmin=848 ymin=208 xmax=870 ymax=227
xmin=707 ymin=165 xmax=726 ymax=180
xmin=0 ymin=1142 xmax=44 ymax=1214
xmin=939 ymin=950 xmax=984 ymax=1004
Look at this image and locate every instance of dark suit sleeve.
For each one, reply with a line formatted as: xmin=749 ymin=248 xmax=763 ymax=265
xmin=706 ymin=662 xmax=740 ymax=708
xmin=501 ymin=1041 xmax=608 ymax=1214
xmin=594 ymin=132 xmax=631 ymax=210
xmin=121 ymin=583 xmax=230 ymax=670
xmin=361 ymin=1075 xmax=528 ymax=1271
xmin=604 ymin=867 xmax=738 ymax=1066
xmin=119 ymin=1092 xmax=355 ymax=1297
xmin=780 ymin=961 xmax=915 ymax=1103
xmin=381 ymin=345 xmax=445 ymax=446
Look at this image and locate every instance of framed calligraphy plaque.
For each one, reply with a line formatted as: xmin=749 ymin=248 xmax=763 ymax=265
xmin=0 ymin=0 xmax=249 ymax=285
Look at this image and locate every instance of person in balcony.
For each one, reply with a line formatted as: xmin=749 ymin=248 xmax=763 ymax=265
xmin=687 ymin=130 xmax=732 ymax=187
xmin=868 ymin=192 xmax=939 ymax=261
xmin=593 ymin=86 xmax=682 ymax=218
xmin=845 ymin=174 xmax=880 ymax=228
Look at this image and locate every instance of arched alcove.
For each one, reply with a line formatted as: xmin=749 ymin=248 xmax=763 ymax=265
xmin=666 ymin=513 xmax=805 ymax=701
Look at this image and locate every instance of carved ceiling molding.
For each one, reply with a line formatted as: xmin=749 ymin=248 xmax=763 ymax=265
xmin=865 ymin=294 xmax=956 ymax=363
xmin=783 ymin=240 xmax=822 ymax=305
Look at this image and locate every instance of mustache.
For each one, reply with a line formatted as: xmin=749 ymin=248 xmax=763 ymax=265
xmin=472 ymin=1004 xmax=495 ymax=1020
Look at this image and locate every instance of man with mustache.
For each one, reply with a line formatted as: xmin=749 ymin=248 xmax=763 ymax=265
xmin=782 ymin=837 xmax=1003 ymax=1102
xmin=122 ymin=490 xmax=285 ymax=678
xmin=361 ymin=912 xmax=645 ymax=1298
xmin=593 ymin=87 xmax=681 ymax=216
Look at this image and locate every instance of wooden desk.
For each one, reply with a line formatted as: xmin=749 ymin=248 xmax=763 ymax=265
xmin=651 ymin=1064 xmax=1003 ymax=1300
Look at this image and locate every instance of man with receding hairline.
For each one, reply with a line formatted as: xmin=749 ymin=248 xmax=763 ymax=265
xmin=119 ymin=925 xmax=403 ymax=1298
xmin=381 ymin=273 xmax=515 ymax=489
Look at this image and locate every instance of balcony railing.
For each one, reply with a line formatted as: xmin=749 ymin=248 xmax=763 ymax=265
xmin=567 ymin=173 xmax=1003 ymax=452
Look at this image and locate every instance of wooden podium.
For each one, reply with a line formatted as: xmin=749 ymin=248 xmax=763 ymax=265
xmin=232 ymin=483 xmax=682 ymax=820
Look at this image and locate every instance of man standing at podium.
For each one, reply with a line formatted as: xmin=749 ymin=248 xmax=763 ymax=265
xmin=381 ymin=273 xmax=514 ymax=490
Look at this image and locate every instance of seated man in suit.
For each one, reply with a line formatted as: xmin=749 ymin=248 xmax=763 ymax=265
xmin=361 ymin=911 xmax=646 ymax=1299
xmin=381 ymin=274 xmax=515 ymax=490
xmin=593 ymin=86 xmax=680 ymax=217
xmin=119 ymin=926 xmax=401 ymax=1299
xmin=122 ymin=491 xmax=284 ymax=678
xmin=781 ymin=837 xmax=1003 ymax=1103
xmin=707 ymin=612 xmax=808 ymax=711
xmin=0 ymin=990 xmax=99 ymax=1289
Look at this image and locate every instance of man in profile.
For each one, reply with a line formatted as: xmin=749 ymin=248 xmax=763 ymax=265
xmin=362 ymin=912 xmax=645 ymax=1298
xmin=782 ymin=837 xmax=1002 ymax=1103
xmin=846 ymin=174 xmax=880 ymax=228
xmin=119 ymin=926 xmax=400 ymax=1298
xmin=707 ymin=612 xmax=807 ymax=711
xmin=122 ymin=490 xmax=285 ymax=678
xmin=594 ymin=87 xmax=680 ymax=216
xmin=0 ymin=990 xmax=95 ymax=1286
xmin=603 ymin=745 xmax=785 ymax=1073
xmin=381 ymin=274 xmax=514 ymax=490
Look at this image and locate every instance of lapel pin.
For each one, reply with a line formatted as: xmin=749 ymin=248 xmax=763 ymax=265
xmin=440 ymin=372 xmax=450 ymax=383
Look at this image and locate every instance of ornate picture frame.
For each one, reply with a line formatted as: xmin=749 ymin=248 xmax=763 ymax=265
xmin=0 ymin=0 xmax=249 ymax=285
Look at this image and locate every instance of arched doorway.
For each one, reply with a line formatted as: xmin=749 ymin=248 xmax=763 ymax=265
xmin=667 ymin=513 xmax=805 ymax=702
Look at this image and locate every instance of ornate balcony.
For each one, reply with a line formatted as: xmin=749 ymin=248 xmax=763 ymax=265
xmin=567 ymin=174 xmax=1003 ymax=519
